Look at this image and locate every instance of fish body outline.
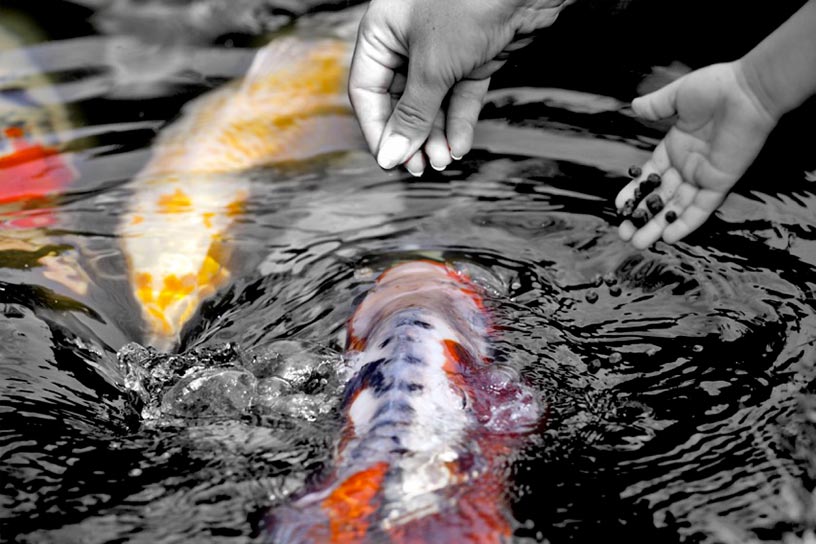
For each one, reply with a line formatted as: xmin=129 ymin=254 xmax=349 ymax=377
xmin=267 ymin=260 xmax=539 ymax=544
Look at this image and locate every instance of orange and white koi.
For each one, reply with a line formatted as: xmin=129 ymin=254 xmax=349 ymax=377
xmin=267 ymin=260 xmax=539 ymax=543
xmin=119 ymin=35 xmax=364 ymax=350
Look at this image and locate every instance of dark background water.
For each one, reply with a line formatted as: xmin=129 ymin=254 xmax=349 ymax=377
xmin=2 ymin=1 xmax=816 ymax=543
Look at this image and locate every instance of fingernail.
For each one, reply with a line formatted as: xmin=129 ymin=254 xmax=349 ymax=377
xmin=450 ymin=151 xmax=463 ymax=161
xmin=406 ymin=166 xmax=425 ymax=178
xmin=377 ymin=135 xmax=410 ymax=170
xmin=430 ymin=162 xmax=446 ymax=172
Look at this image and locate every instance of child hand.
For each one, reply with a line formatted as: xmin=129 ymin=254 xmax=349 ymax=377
xmin=616 ymin=61 xmax=779 ymax=248
xmin=348 ymin=0 xmax=571 ymax=176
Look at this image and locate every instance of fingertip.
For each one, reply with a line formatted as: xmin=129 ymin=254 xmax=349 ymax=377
xmin=618 ymin=221 xmax=636 ymax=242
xmin=631 ymin=222 xmax=663 ymax=249
xmin=661 ymin=223 xmax=686 ymax=244
xmin=404 ymin=151 xmax=426 ymax=177
xmin=447 ymin=78 xmax=489 ymax=161
xmin=377 ymin=134 xmax=411 ymax=170
xmin=447 ymin=126 xmax=473 ymax=161
xmin=615 ymin=185 xmax=634 ymax=210
xmin=425 ymin=131 xmax=452 ymax=171
xmin=631 ymin=96 xmax=647 ymax=117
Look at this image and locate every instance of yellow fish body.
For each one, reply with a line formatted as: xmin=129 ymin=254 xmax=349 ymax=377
xmin=120 ymin=37 xmax=363 ymax=351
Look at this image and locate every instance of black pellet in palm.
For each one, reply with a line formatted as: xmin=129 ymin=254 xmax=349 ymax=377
xmin=645 ymin=194 xmax=664 ymax=215
xmin=619 ymin=198 xmax=635 ymax=218
xmin=631 ymin=208 xmax=648 ymax=227
xmin=628 ymin=165 xmax=642 ymax=178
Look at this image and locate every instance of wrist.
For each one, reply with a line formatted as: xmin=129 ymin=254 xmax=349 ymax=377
xmin=735 ymin=0 xmax=816 ymax=120
xmin=734 ymin=57 xmax=785 ymax=123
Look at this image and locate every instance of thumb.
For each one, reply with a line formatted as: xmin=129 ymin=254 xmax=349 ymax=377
xmin=632 ymin=76 xmax=684 ymax=121
xmin=376 ymin=63 xmax=450 ymax=170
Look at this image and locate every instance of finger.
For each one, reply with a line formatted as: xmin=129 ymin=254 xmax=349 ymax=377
xmin=404 ymin=150 xmax=426 ymax=177
xmin=377 ymin=62 xmax=451 ymax=170
xmin=348 ymin=26 xmax=405 ymax=156
xmin=615 ymin=140 xmax=672 ymax=210
xmin=424 ymin=111 xmax=451 ymax=171
xmin=632 ymin=75 xmax=684 ymax=121
xmin=662 ymin=187 xmax=726 ymax=244
xmin=629 ymin=168 xmax=683 ymax=248
xmin=446 ymin=77 xmax=491 ymax=160
xmin=618 ymin=219 xmax=636 ymax=242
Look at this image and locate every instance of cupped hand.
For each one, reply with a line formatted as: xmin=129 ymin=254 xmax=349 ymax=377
xmin=616 ymin=61 xmax=779 ymax=248
xmin=348 ymin=0 xmax=571 ymax=176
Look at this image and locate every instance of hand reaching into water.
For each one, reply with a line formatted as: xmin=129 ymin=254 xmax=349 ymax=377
xmin=616 ymin=62 xmax=778 ymax=249
xmin=348 ymin=0 xmax=572 ymax=176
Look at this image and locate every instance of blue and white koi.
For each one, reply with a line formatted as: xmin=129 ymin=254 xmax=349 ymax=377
xmin=267 ymin=260 xmax=539 ymax=544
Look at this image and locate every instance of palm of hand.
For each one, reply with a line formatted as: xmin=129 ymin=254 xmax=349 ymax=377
xmin=666 ymin=64 xmax=774 ymax=207
xmin=616 ymin=62 xmax=777 ymax=248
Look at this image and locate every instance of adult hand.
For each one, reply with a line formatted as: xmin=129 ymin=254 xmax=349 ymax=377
xmin=348 ymin=0 xmax=571 ymax=176
xmin=616 ymin=62 xmax=778 ymax=248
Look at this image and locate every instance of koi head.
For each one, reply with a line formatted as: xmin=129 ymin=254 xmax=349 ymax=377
xmin=122 ymin=176 xmax=242 ymax=351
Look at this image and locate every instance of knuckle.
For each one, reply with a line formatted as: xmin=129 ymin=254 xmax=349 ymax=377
xmin=393 ymin=101 xmax=434 ymax=128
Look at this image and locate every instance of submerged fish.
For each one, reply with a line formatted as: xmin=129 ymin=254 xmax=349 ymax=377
xmin=0 ymin=12 xmax=88 ymax=295
xmin=267 ymin=260 xmax=539 ymax=543
xmin=119 ymin=35 xmax=363 ymax=350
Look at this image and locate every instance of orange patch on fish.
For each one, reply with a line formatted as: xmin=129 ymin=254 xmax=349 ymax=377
xmin=134 ymin=272 xmax=154 ymax=303
xmin=321 ymin=462 xmax=388 ymax=544
xmin=347 ymin=334 xmax=366 ymax=353
xmin=442 ymin=339 xmax=472 ymax=391
xmin=156 ymin=189 xmax=192 ymax=214
xmin=202 ymin=212 xmax=215 ymax=228
xmin=156 ymin=273 xmax=196 ymax=310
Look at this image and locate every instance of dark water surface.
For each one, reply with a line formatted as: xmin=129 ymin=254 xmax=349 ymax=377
xmin=2 ymin=1 xmax=816 ymax=543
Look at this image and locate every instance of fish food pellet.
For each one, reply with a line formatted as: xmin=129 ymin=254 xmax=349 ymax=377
xmin=631 ymin=208 xmax=648 ymax=227
xmin=642 ymin=178 xmax=661 ymax=193
xmin=665 ymin=210 xmax=678 ymax=223
xmin=645 ymin=193 xmax=664 ymax=214
xmin=603 ymin=273 xmax=616 ymax=286
xmin=647 ymin=172 xmax=661 ymax=184
xmin=586 ymin=290 xmax=599 ymax=303
xmin=618 ymin=198 xmax=635 ymax=218
xmin=609 ymin=285 xmax=622 ymax=296
xmin=628 ymin=165 xmax=642 ymax=178
xmin=633 ymin=185 xmax=644 ymax=202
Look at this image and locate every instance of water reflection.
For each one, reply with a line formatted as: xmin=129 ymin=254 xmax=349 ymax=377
xmin=2 ymin=2 xmax=816 ymax=543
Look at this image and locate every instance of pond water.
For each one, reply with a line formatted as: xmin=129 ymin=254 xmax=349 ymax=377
xmin=3 ymin=1 xmax=816 ymax=543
